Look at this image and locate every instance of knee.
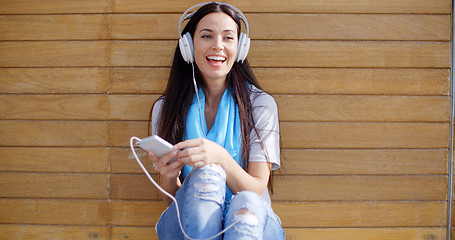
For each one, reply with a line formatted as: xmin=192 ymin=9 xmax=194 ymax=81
xmin=187 ymin=164 xmax=226 ymax=204
xmin=231 ymin=191 xmax=263 ymax=206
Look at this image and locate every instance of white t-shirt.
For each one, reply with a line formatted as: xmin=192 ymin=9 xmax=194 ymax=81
xmin=151 ymin=85 xmax=280 ymax=203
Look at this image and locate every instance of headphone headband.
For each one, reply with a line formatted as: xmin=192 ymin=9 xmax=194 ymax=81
xmin=178 ymin=2 xmax=249 ymax=37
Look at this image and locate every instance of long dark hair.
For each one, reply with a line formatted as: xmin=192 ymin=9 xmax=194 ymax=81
xmin=149 ymin=2 xmax=270 ymax=179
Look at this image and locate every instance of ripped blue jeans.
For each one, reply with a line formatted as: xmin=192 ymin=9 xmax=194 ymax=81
xmin=156 ymin=164 xmax=285 ymax=240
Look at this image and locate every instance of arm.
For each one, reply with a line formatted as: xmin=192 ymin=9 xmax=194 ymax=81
xmin=148 ymin=100 xmax=184 ymax=205
xmin=174 ymin=138 xmax=270 ymax=195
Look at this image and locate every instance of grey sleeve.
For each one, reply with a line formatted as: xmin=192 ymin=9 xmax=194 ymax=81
xmin=248 ymin=91 xmax=281 ymax=171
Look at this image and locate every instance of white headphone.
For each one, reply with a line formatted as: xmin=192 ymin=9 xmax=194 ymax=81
xmin=178 ymin=2 xmax=251 ymax=64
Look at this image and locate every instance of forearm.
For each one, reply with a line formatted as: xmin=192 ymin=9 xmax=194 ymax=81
xmin=220 ymin=158 xmax=270 ymax=196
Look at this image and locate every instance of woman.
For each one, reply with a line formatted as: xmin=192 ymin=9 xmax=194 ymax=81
xmin=148 ymin=2 xmax=284 ymax=239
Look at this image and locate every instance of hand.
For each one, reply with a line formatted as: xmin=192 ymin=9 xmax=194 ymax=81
xmin=174 ymin=138 xmax=231 ymax=168
xmin=148 ymin=149 xmax=184 ymax=180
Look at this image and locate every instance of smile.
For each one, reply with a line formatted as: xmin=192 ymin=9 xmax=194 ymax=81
xmin=206 ymin=55 xmax=226 ymax=63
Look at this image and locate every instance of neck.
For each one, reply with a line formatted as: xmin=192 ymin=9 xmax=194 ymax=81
xmin=203 ymin=79 xmax=227 ymax=108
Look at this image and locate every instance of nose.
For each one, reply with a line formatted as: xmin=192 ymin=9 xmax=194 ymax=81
xmin=212 ymin=36 xmax=223 ymax=51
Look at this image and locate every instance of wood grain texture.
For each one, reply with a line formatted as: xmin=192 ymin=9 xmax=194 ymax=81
xmin=107 ymin=121 xmax=451 ymax=148
xmin=109 ymin=174 xmax=447 ymax=201
xmin=0 ymin=121 xmax=108 ymax=147
xmin=108 ymin=40 xmax=450 ymax=68
xmin=281 ymin=149 xmax=448 ymax=175
xmin=272 ymin=176 xmax=447 ymax=201
xmin=109 ymin=227 xmax=446 ymax=240
xmin=110 ymin=0 xmax=451 ymax=14
xmin=0 ymin=41 xmax=108 ymax=67
xmin=0 ymin=147 xmax=109 ymax=173
xmin=109 ymin=200 xmax=446 ymax=227
xmin=274 ymin=202 xmax=447 ymax=228
xmin=0 ymin=68 xmax=109 ymax=94
xmin=0 ymin=199 xmax=109 ymax=225
xmin=110 ymin=14 xmax=450 ymax=41
xmin=0 ymin=15 xmax=109 ymax=40
xmin=280 ymin=122 xmax=449 ymax=149
xmin=106 ymin=67 xmax=450 ymax=95
xmin=255 ymin=68 xmax=450 ymax=95
xmin=284 ymin=228 xmax=445 ymax=240
xmin=0 ymin=173 xmax=109 ymax=199
xmin=0 ymin=225 xmax=110 ymax=240
xmin=0 ymin=95 xmax=109 ymax=120
xmin=0 ymin=0 xmax=110 ymax=14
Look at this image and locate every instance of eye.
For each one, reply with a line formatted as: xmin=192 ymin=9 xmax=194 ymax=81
xmin=201 ymin=34 xmax=212 ymax=39
xmin=225 ymin=35 xmax=234 ymax=41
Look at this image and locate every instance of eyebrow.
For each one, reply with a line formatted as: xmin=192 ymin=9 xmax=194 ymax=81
xmin=199 ymin=28 xmax=236 ymax=34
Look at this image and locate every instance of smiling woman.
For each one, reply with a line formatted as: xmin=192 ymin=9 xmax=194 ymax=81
xmin=145 ymin=2 xmax=284 ymax=240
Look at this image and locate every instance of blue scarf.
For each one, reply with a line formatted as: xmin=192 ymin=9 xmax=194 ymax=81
xmin=183 ymin=86 xmax=243 ymax=203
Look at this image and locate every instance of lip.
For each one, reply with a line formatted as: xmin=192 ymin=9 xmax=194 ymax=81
xmin=206 ymin=54 xmax=227 ymax=67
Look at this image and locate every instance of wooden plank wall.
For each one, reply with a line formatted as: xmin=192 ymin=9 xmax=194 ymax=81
xmin=0 ymin=0 xmax=452 ymax=239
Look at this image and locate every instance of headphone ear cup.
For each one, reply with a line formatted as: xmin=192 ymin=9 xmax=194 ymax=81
xmin=236 ymin=33 xmax=250 ymax=62
xmin=179 ymin=32 xmax=194 ymax=64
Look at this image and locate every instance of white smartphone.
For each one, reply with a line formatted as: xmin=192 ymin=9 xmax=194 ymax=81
xmin=136 ymin=135 xmax=177 ymax=162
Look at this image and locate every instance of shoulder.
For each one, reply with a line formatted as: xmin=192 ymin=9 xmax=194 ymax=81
xmin=152 ymin=98 xmax=165 ymax=116
xmin=249 ymin=85 xmax=278 ymax=115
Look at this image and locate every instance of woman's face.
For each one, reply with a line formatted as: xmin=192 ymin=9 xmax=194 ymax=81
xmin=193 ymin=12 xmax=238 ymax=85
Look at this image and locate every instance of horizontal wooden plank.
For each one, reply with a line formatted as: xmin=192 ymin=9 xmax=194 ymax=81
xmin=110 ymin=14 xmax=450 ymax=41
xmin=109 ymin=121 xmax=149 ymax=147
xmin=110 ymin=200 xmax=446 ymax=227
xmin=281 ymin=149 xmax=448 ymax=175
xmin=109 ymin=121 xmax=450 ymax=148
xmin=0 ymin=224 xmax=110 ymax=240
xmin=249 ymin=41 xmax=450 ymax=68
xmin=0 ymin=199 xmax=109 ymax=225
xmin=112 ymin=148 xmax=449 ymax=175
xmin=110 ymin=174 xmax=447 ymax=201
xmin=0 ymin=147 xmax=109 ymax=173
xmin=109 ymin=40 xmax=450 ymax=68
xmin=275 ymin=202 xmax=446 ymax=228
xmin=110 ymin=0 xmax=451 ymax=14
xmin=0 ymin=173 xmax=109 ymax=199
xmin=284 ymin=227 xmax=445 ymax=240
xmin=0 ymin=68 xmax=109 ymax=94
xmin=256 ymin=68 xmax=450 ymax=96
xmin=250 ymin=14 xmax=450 ymax=41
xmin=109 ymin=67 xmax=168 ymax=94
xmin=0 ymin=0 xmax=109 ymax=14
xmin=112 ymin=227 xmax=158 ymax=240
xmin=108 ymin=94 xmax=451 ymax=122
xmin=0 ymin=95 xmax=109 ymax=120
xmin=281 ymin=122 xmax=449 ymax=149
xmin=110 ymin=41 xmax=175 ymax=67
xmin=109 ymin=95 xmax=159 ymax=120
xmin=110 ymin=174 xmax=160 ymax=200
xmin=0 ymin=41 xmax=108 ymax=67
xmin=0 ymin=120 xmax=108 ymax=147
xmin=110 ymin=200 xmax=167 ymax=226
xmin=276 ymin=95 xmax=450 ymax=122
xmin=272 ymin=176 xmax=447 ymax=201
xmin=107 ymin=67 xmax=450 ymax=95
xmin=1 ymin=94 xmax=448 ymax=122
xmin=0 ymin=15 xmax=108 ymax=40
xmin=110 ymin=147 xmax=155 ymax=174
xmin=110 ymin=226 xmax=446 ymax=240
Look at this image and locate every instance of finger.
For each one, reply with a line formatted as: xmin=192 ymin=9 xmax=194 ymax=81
xmin=174 ymin=138 xmax=204 ymax=150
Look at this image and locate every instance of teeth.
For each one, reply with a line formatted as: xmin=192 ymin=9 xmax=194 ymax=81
xmin=207 ymin=56 xmax=226 ymax=61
